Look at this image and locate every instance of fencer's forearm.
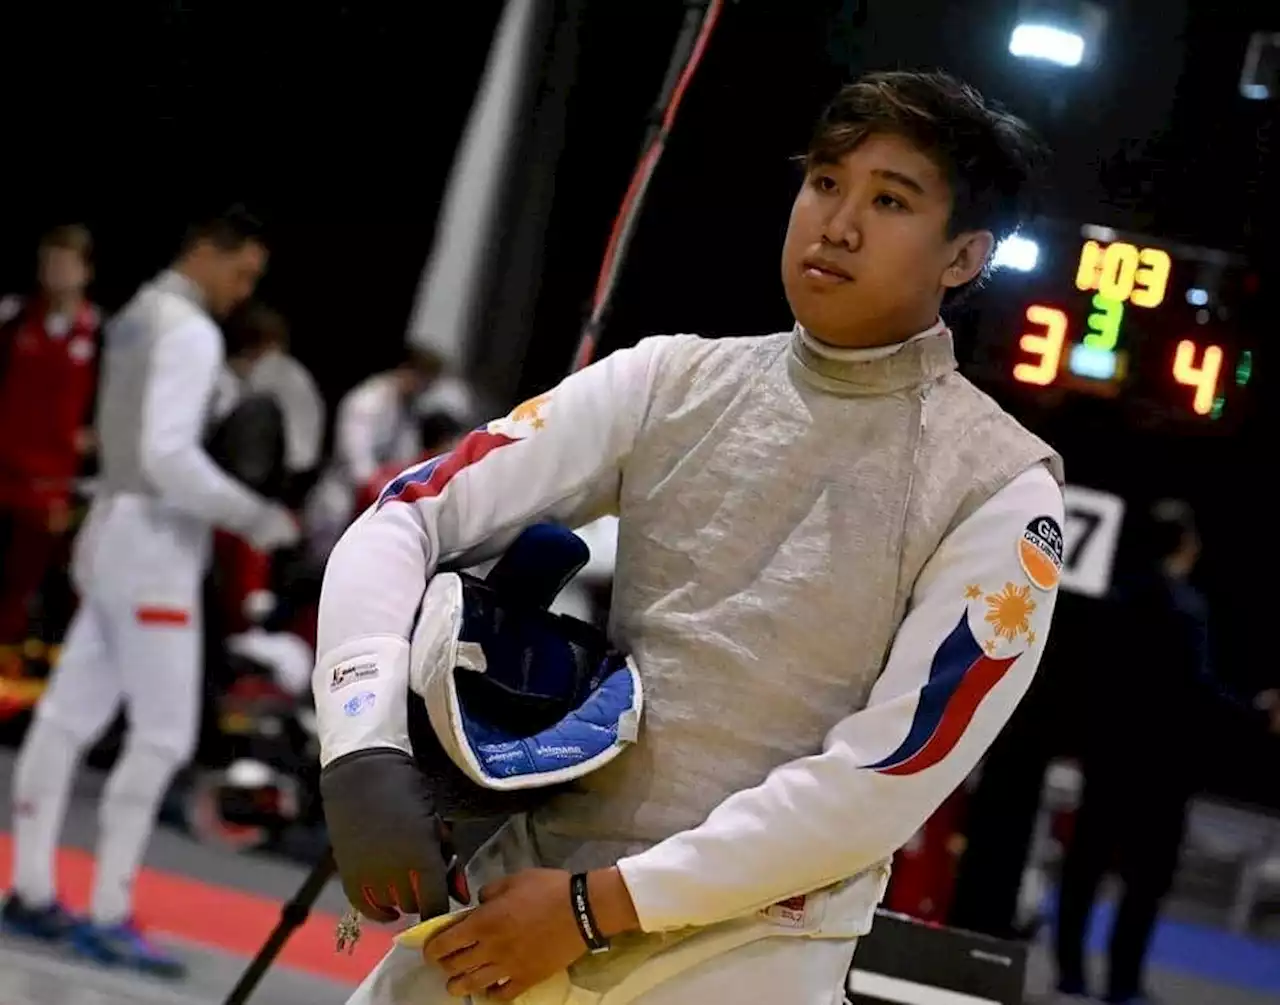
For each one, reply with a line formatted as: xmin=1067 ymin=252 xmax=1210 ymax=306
xmin=143 ymin=444 xmax=273 ymax=532
xmin=616 ymin=465 xmax=1064 ymax=931
xmin=615 ymin=705 xmax=1033 ymax=932
xmin=316 ymin=506 xmax=436 ymax=656
xmin=587 ymin=868 xmax=642 ymax=938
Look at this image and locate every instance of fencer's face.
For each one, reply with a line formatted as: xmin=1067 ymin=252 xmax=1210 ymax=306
xmin=202 ymin=241 xmax=268 ymax=318
xmin=38 ymin=246 xmax=91 ymax=298
xmin=780 ymin=132 xmax=992 ymax=348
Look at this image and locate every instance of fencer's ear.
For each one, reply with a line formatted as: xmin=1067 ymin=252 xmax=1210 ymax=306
xmin=942 ymin=230 xmax=995 ymax=290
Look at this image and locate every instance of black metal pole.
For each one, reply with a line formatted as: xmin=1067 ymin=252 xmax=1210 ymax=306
xmin=223 ymin=849 xmax=338 ymax=1005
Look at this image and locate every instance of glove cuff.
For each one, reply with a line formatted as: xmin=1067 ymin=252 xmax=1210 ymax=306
xmin=313 ymin=635 xmax=413 ymax=768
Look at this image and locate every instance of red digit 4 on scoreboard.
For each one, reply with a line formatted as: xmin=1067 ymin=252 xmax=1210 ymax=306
xmin=1172 ymin=340 xmax=1223 ymax=416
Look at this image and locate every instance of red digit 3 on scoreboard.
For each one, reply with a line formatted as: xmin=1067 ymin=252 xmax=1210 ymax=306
xmin=1013 ymin=305 xmax=1068 ymax=386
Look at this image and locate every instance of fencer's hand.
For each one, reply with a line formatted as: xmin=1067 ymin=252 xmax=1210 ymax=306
xmin=424 ymin=868 xmax=641 ymax=1000
xmin=247 ymin=503 xmax=300 ymax=552
xmin=424 ymin=869 xmax=580 ymax=1000
xmin=319 ymin=747 xmax=452 ymax=923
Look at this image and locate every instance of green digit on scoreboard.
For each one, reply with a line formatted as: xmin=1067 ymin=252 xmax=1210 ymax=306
xmin=1083 ymin=294 xmax=1124 ymax=351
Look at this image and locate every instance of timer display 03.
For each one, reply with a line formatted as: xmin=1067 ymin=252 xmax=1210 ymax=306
xmin=973 ymin=223 xmax=1257 ymax=425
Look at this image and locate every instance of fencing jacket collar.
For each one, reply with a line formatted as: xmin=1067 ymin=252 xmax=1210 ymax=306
xmin=789 ymin=318 xmax=955 ymax=396
xmin=151 ymin=268 xmax=208 ymax=311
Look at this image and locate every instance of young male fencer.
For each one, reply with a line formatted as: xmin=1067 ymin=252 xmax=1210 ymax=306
xmin=318 ymin=71 xmax=1066 ymax=1004
xmin=3 ymin=208 xmax=299 ymax=976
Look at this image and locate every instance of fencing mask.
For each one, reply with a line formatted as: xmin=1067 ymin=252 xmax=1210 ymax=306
xmin=317 ymin=523 xmax=641 ymax=920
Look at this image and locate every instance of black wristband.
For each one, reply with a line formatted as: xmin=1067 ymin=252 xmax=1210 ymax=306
xmin=569 ymin=872 xmax=610 ymax=954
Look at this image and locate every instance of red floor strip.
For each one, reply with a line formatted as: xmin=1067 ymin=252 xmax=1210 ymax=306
xmin=0 ymin=834 xmax=396 ymax=983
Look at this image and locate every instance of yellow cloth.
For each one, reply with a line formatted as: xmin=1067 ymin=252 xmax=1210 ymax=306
xmin=394 ymin=908 xmax=477 ymax=949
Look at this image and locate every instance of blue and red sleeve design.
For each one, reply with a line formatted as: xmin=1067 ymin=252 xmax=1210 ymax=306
xmin=377 ymin=428 xmax=519 ymax=508
xmin=863 ymin=610 xmax=1021 ymax=777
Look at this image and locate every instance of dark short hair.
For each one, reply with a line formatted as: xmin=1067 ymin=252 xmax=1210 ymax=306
xmin=404 ymin=346 xmax=446 ymax=383
xmin=806 ymin=70 xmax=1049 ymax=296
xmin=40 ymin=223 xmax=93 ymax=263
xmin=418 ymin=410 xmax=467 ymax=453
xmin=181 ymin=204 xmax=267 ymax=254
xmin=225 ymin=300 xmax=289 ymax=356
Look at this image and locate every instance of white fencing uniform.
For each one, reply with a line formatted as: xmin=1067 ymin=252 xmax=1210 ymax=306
xmin=243 ymin=348 xmax=326 ymax=476
xmin=319 ymin=323 xmax=1066 ymax=1003
xmin=311 ymin=373 xmax=421 ymax=529
xmin=306 ymin=372 xmax=474 ymax=557
xmin=11 ymin=270 xmax=293 ymax=925
xmin=41 ymin=269 xmax=288 ymax=754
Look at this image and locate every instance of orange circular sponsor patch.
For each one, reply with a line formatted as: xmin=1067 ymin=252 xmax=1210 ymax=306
xmin=1019 ymin=515 xmax=1064 ymax=591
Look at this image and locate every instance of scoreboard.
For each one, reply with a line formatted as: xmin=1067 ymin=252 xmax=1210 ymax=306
xmin=965 ymin=221 xmax=1259 ymax=431
xmin=957 ymin=220 xmax=1263 ymax=607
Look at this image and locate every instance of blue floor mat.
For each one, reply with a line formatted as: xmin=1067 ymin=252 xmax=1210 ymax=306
xmin=1049 ymin=891 xmax=1280 ymax=994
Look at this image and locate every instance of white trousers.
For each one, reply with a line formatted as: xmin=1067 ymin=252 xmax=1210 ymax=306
xmin=346 ymin=930 xmax=857 ymax=1005
xmin=36 ymin=495 xmax=206 ymax=759
xmin=345 ymin=819 xmax=864 ymax=1005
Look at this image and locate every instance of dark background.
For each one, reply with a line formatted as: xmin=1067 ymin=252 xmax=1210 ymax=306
xmin=0 ymin=0 xmax=1274 ymax=707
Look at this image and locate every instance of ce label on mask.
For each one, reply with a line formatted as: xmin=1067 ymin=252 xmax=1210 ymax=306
xmin=1060 ymin=485 xmax=1125 ymax=599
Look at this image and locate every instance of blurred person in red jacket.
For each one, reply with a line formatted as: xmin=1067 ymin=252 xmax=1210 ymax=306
xmin=0 ymin=225 xmax=100 ymax=673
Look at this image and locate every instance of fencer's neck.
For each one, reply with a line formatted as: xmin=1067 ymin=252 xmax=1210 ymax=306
xmin=797 ymin=317 xmax=946 ymax=362
xmin=44 ymin=292 xmax=85 ymax=318
xmin=788 ymin=320 xmax=956 ymax=398
xmin=157 ymin=267 xmax=208 ymax=310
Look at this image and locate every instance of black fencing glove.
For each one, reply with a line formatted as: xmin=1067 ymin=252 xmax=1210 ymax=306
xmin=314 ymin=636 xmax=451 ymax=923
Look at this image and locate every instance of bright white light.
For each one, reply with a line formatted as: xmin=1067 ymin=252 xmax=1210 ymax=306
xmin=1082 ymin=224 xmax=1117 ymax=243
xmin=1242 ymin=83 xmax=1271 ymax=100
xmin=1010 ymin=23 xmax=1086 ymax=67
xmin=992 ymin=234 xmax=1040 ymax=272
xmin=1186 ymin=287 xmax=1209 ymax=306
xmin=226 ymin=759 xmax=275 ymax=789
xmin=1069 ymin=344 xmax=1117 ymax=380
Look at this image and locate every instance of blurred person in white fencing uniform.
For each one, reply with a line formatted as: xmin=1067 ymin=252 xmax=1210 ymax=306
xmin=1 ymin=207 xmax=300 ymax=976
xmin=305 ymin=347 xmax=475 ymax=559
xmin=214 ymin=301 xmax=327 ymax=628
xmin=224 ymin=300 xmax=326 ymax=503
xmin=317 ymin=72 xmax=1065 ymax=1005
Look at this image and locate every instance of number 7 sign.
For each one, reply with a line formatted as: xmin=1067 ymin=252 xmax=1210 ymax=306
xmin=1060 ymin=485 xmax=1126 ymax=598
